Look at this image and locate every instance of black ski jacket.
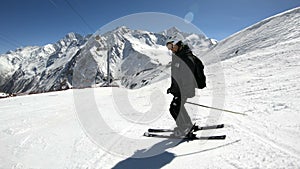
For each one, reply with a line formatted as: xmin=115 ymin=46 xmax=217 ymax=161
xmin=169 ymin=41 xmax=197 ymax=98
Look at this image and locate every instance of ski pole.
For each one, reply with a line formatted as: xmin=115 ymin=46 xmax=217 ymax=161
xmin=186 ymin=102 xmax=247 ymax=116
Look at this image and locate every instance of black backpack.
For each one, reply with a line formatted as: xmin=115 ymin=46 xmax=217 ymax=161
xmin=192 ymin=55 xmax=206 ymax=89
xmin=177 ymin=42 xmax=206 ymax=89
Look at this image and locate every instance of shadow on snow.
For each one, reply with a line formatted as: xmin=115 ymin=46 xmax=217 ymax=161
xmin=112 ymin=138 xmax=241 ymax=169
xmin=112 ymin=139 xmax=183 ymax=169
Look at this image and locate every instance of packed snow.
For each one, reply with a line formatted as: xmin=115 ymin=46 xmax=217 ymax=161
xmin=1 ymin=7 xmax=300 ymax=169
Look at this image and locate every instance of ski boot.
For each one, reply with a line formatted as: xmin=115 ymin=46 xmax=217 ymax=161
xmin=185 ymin=123 xmax=197 ymax=139
xmin=172 ymin=124 xmax=197 ymax=139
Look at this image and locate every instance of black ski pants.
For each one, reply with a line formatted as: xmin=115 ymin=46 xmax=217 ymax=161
xmin=169 ymin=95 xmax=193 ymax=129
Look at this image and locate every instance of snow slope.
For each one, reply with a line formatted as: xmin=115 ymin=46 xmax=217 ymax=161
xmin=1 ymin=7 xmax=300 ymax=169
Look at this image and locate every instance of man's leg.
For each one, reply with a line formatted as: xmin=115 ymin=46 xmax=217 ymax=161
xmin=169 ymin=96 xmax=193 ymax=129
xmin=169 ymin=96 xmax=180 ymax=121
xmin=176 ymin=97 xmax=193 ymax=129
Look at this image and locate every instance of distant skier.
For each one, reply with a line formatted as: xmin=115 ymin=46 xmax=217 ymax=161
xmin=166 ymin=37 xmax=206 ymax=137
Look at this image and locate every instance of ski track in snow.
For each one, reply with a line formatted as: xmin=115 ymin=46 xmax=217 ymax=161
xmin=0 ymin=58 xmax=299 ymax=168
xmin=1 ymin=59 xmax=300 ymax=169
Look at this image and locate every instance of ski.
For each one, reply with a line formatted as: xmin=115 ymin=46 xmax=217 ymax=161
xmin=148 ymin=124 xmax=224 ymax=133
xmin=143 ymin=132 xmax=226 ymax=140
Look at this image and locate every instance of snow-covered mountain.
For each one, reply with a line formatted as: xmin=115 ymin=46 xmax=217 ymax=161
xmin=203 ymin=7 xmax=300 ymax=63
xmin=0 ymin=33 xmax=89 ymax=94
xmin=161 ymin=26 xmax=216 ymax=51
xmin=0 ymin=27 xmax=213 ymax=95
xmin=0 ymin=6 xmax=300 ymax=169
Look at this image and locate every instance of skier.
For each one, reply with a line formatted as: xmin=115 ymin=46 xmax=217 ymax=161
xmin=166 ymin=38 xmax=200 ymax=137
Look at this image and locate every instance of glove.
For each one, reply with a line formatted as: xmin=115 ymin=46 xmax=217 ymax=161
xmin=167 ymin=88 xmax=171 ymax=94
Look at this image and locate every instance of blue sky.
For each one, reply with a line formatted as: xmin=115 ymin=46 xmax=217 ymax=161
xmin=0 ymin=0 xmax=299 ymax=54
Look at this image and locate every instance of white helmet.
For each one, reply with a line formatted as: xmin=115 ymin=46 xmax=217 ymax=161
xmin=166 ymin=32 xmax=184 ymax=45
